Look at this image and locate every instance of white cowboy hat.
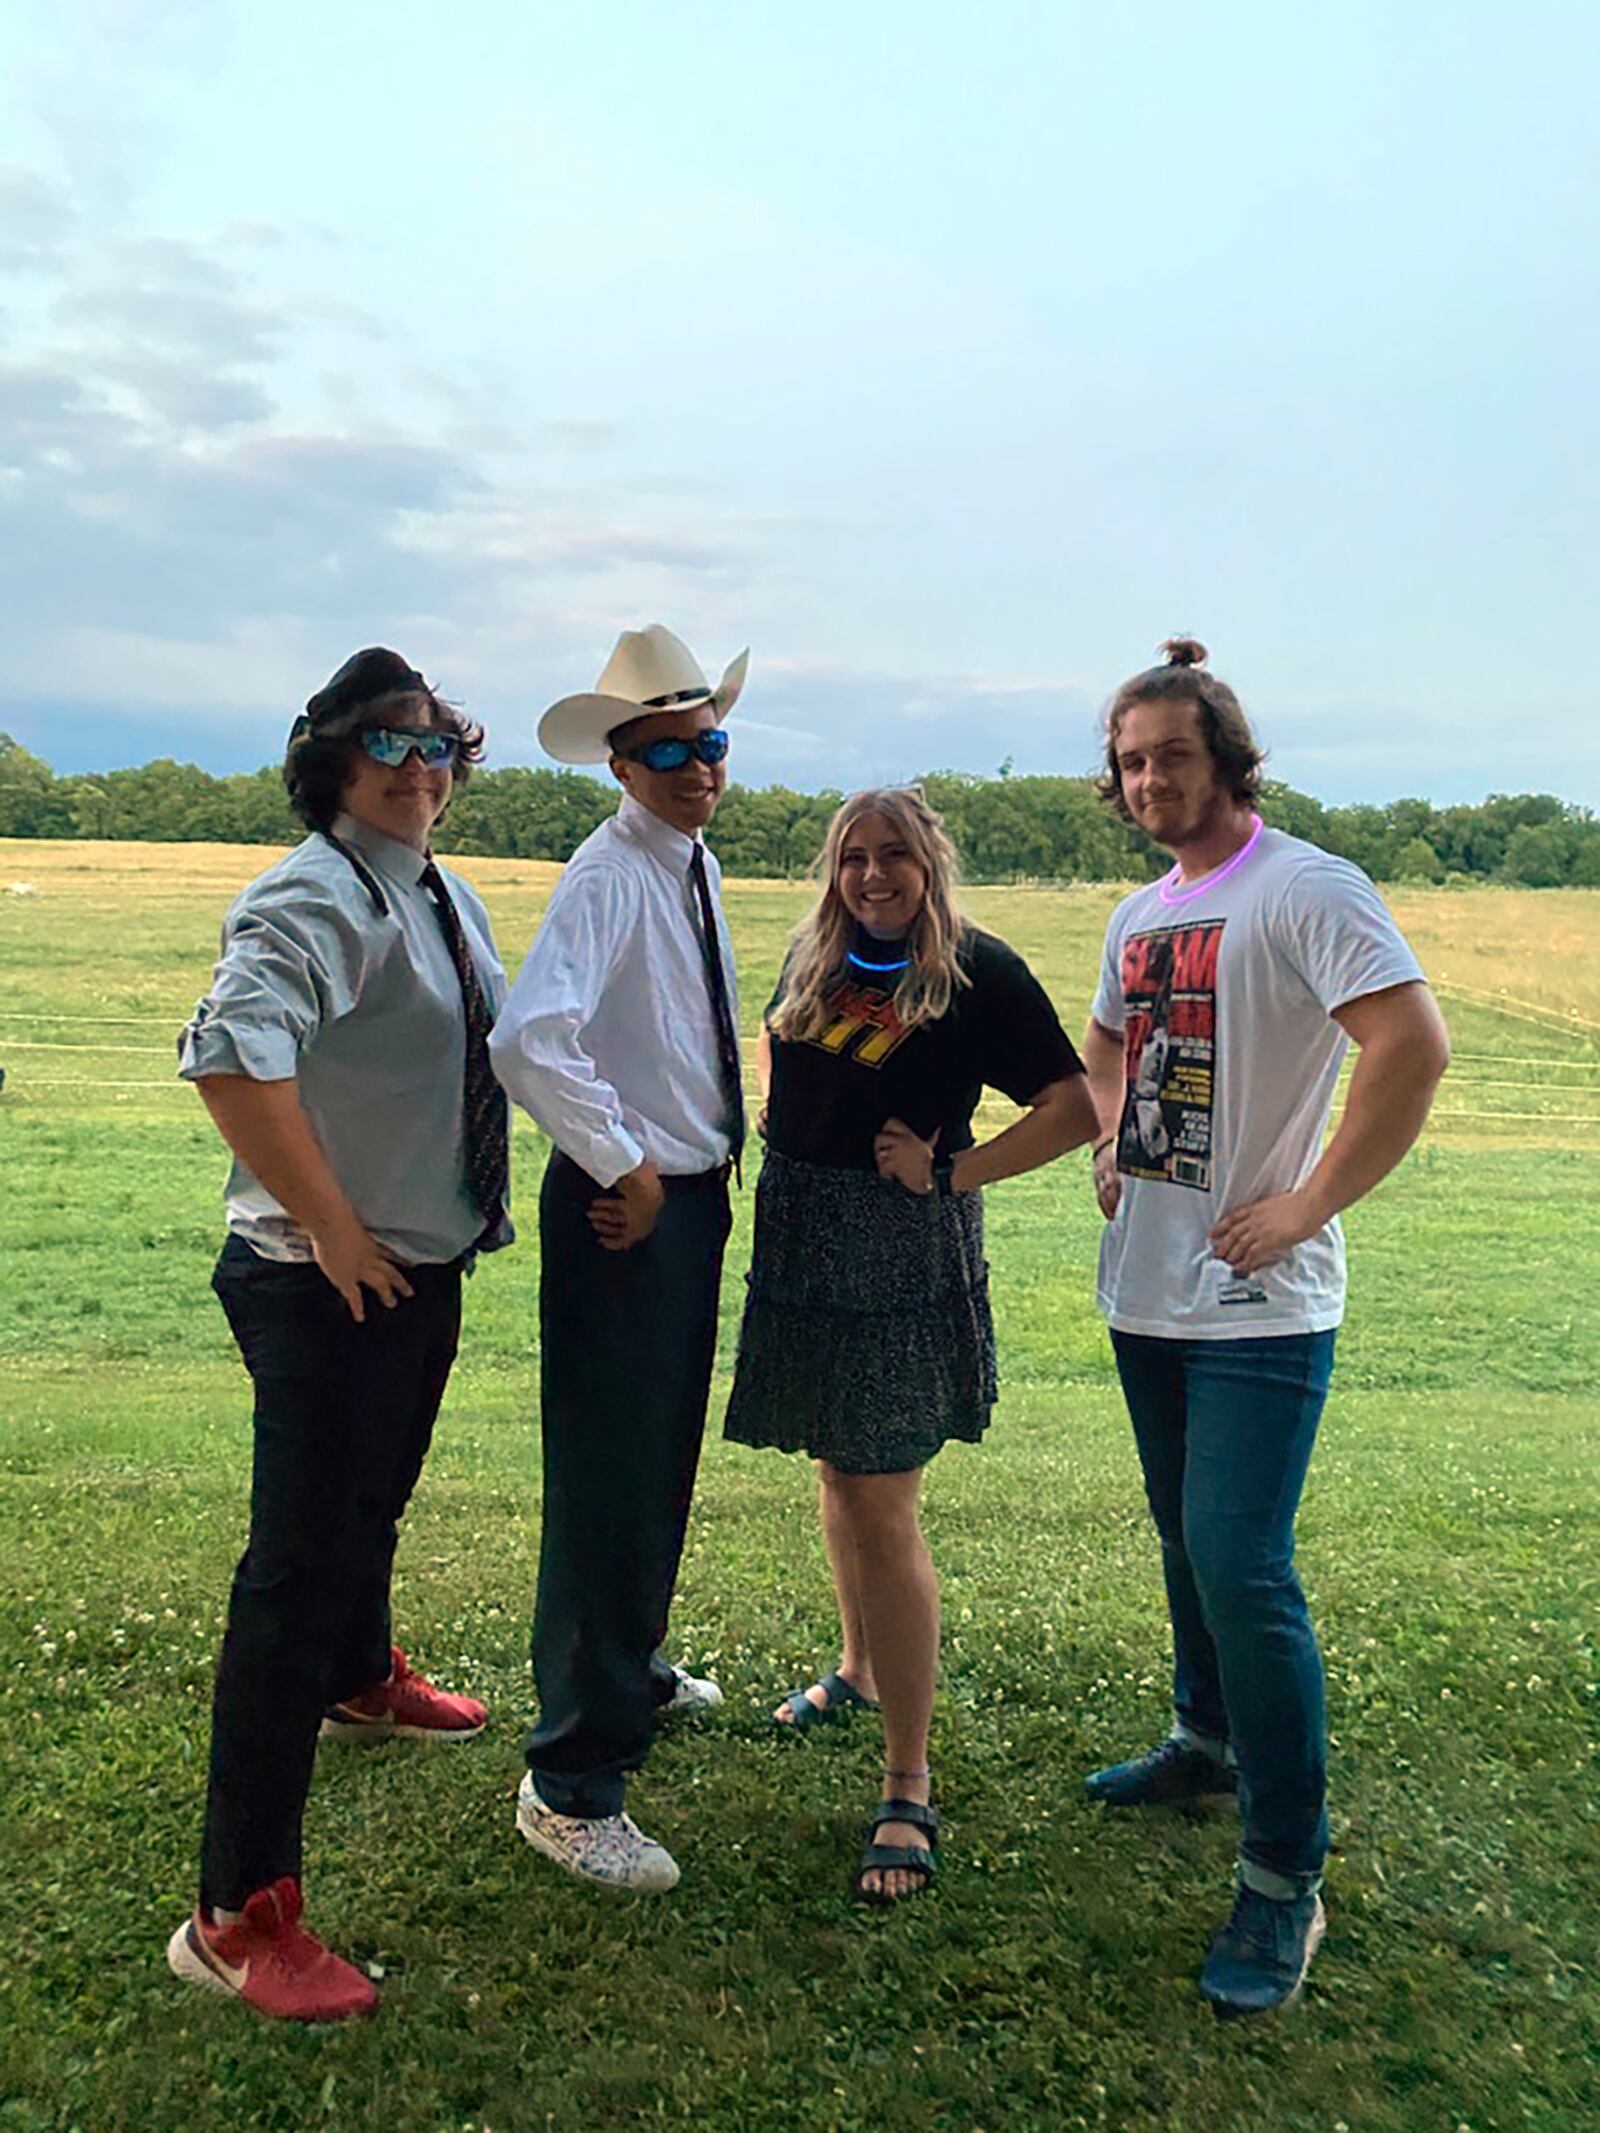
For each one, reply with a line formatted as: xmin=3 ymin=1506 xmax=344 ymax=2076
xmin=538 ymin=624 xmax=749 ymax=764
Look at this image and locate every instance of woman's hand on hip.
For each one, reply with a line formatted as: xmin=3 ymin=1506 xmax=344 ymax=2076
xmin=874 ymin=1117 xmax=938 ymax=1195
xmin=311 ymin=1215 xmax=415 ymax=1322
xmin=1093 ymin=1138 xmax=1122 ymax=1220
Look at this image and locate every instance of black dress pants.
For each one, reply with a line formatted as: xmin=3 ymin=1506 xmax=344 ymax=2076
xmin=199 ymin=1235 xmax=462 ymax=1910
xmin=527 ymin=1149 xmax=730 ymax=1818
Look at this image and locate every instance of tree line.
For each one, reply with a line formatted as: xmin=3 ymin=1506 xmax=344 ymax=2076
xmin=2 ymin=735 xmax=1597 ymax=887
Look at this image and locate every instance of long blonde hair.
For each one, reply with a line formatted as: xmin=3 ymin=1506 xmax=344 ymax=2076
xmin=769 ymin=787 xmax=971 ymax=1041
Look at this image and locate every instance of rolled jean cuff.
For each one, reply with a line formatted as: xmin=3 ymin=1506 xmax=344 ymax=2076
xmin=525 ymin=1767 xmax=625 ymax=1820
xmin=1240 ymin=1856 xmax=1324 ymax=1903
xmin=1172 ymin=1722 xmax=1236 ymax=1768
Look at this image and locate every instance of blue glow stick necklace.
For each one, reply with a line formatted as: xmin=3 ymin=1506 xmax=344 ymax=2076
xmin=846 ymin=927 xmax=912 ymax=974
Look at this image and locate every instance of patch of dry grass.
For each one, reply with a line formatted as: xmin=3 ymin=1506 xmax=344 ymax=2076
xmin=5 ymin=840 xmax=1595 ymax=1147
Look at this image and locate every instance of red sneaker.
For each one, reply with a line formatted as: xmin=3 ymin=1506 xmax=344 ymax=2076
xmin=165 ymin=1877 xmax=376 ymax=2022
xmin=320 ymin=1646 xmax=487 ymax=1744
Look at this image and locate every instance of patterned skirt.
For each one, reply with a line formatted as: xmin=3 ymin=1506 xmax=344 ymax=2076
xmin=723 ymin=1146 xmax=999 ymax=1474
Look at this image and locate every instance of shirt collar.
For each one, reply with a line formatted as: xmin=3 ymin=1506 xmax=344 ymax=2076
xmin=330 ymin=811 xmax=430 ymax=889
xmin=616 ymin=791 xmax=703 ymax=872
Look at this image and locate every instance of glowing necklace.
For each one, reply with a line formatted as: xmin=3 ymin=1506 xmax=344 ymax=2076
xmin=846 ymin=922 xmax=912 ymax=973
xmin=1157 ymin=813 xmax=1264 ymax=907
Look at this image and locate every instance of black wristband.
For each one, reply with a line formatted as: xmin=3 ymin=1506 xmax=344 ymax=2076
xmin=933 ymin=1154 xmax=957 ymax=1198
xmin=1093 ymin=1132 xmax=1116 ymax=1157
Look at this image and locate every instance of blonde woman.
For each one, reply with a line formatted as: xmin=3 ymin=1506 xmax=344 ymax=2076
xmin=724 ymin=788 xmax=1097 ymax=1903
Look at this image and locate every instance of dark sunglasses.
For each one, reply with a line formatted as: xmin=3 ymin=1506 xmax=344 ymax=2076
xmin=359 ymin=727 xmax=459 ymax=769
xmin=618 ymin=728 xmax=730 ymax=774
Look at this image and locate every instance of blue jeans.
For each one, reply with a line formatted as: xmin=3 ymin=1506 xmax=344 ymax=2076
xmin=1110 ymin=1329 xmax=1336 ymax=1891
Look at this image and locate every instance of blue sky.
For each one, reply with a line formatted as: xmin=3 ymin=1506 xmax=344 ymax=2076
xmin=2 ymin=1 xmax=1596 ymax=805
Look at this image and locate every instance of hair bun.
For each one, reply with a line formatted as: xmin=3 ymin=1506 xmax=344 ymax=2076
xmin=1160 ymin=636 xmax=1208 ymax=669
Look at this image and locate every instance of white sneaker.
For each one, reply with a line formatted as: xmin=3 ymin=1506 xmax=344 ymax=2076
xmin=515 ymin=1774 xmax=680 ymax=1893
xmin=660 ymin=1665 xmax=724 ymax=1720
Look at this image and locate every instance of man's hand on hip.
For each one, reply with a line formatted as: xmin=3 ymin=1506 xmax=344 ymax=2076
xmin=588 ymin=1160 xmax=666 ymax=1252
xmin=1208 ymin=1187 xmax=1322 ymax=1277
xmin=311 ymin=1215 xmax=415 ymax=1321
xmin=1092 ymin=1139 xmax=1122 ymax=1220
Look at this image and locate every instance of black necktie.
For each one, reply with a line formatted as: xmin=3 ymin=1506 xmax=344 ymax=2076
xmin=419 ymin=860 xmax=510 ymax=1240
xmin=688 ymin=843 xmax=745 ymax=1168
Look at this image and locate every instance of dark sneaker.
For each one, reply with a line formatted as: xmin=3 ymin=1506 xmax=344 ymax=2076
xmin=1200 ymin=1883 xmax=1326 ymax=2018
xmin=1084 ymin=1737 xmax=1238 ymax=1807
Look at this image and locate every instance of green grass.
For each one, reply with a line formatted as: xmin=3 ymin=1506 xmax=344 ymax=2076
xmin=0 ymin=849 xmax=1597 ymax=2131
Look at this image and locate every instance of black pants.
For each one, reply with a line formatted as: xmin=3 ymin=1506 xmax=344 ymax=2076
xmin=199 ymin=1235 xmax=463 ymax=1910
xmin=527 ymin=1150 xmax=730 ymax=1817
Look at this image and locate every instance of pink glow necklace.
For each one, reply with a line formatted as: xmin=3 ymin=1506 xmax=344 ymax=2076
xmin=1157 ymin=813 xmax=1265 ymax=906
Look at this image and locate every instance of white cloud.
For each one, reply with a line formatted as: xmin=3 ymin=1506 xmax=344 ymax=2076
xmin=0 ymin=163 xmax=76 ymax=267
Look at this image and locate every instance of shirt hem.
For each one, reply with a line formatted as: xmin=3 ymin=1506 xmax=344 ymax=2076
xmin=223 ymin=1216 xmax=478 ymax=1268
xmin=1100 ymin=1300 xmax=1346 ymax=1340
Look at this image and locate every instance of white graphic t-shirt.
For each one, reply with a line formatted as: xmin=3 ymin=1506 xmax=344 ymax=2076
xmin=1091 ymin=827 xmax=1426 ymax=1339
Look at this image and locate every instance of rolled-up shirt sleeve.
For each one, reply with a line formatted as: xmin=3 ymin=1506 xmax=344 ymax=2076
xmin=488 ymin=863 xmax=645 ymax=1188
xmin=178 ymin=881 xmax=369 ymax=1083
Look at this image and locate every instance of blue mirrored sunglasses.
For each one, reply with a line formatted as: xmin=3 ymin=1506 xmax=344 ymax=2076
xmin=359 ymin=727 xmax=459 ymax=769
xmin=619 ymin=727 xmax=730 ymax=774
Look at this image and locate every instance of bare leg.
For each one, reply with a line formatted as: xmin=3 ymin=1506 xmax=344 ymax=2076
xmin=824 ymin=1463 xmax=878 ymax=1696
xmin=829 ymin=1466 xmax=938 ymax=1901
xmin=773 ymin=1462 xmax=880 ymax=1722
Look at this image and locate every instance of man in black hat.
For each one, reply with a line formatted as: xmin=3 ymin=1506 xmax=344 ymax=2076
xmin=165 ymin=649 xmax=511 ymax=2022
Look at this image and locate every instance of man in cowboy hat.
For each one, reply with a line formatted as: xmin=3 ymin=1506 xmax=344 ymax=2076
xmin=490 ymin=624 xmax=748 ymax=1892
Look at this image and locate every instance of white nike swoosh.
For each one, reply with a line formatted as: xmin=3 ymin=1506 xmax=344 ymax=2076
xmin=194 ymin=1922 xmax=250 ymax=1992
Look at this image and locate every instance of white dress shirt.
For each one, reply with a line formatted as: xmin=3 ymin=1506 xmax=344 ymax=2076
xmin=489 ymin=793 xmax=740 ymax=1187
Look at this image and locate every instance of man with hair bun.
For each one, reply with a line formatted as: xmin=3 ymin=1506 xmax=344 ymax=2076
xmin=1080 ymin=637 xmax=1449 ymax=2017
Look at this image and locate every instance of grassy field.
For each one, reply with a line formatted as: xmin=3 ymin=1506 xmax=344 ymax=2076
xmin=0 ymin=842 xmax=1596 ymax=2133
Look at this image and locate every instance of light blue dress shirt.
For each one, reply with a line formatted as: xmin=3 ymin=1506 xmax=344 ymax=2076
xmin=179 ymin=814 xmax=508 ymax=1265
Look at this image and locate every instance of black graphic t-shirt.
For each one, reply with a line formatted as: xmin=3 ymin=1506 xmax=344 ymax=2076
xmin=764 ymin=926 xmax=1084 ymax=1171
xmin=1114 ymin=916 xmax=1224 ymax=1190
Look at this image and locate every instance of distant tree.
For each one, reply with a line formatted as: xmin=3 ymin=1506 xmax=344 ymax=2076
xmin=5 ymin=734 xmax=1596 ymax=885
xmin=67 ymin=760 xmax=238 ymax=842
xmin=921 ymin=771 xmax=1157 ymax=881
xmin=63 ymin=775 xmax=114 ymax=839
xmin=438 ymin=766 xmax=617 ymax=860
xmin=708 ymin=785 xmax=842 ymax=878
xmin=1391 ymin=835 xmax=1446 ymax=883
xmin=1499 ymin=816 xmax=1600 ymax=889
xmin=216 ymin=766 xmax=298 ymax=846
xmin=1257 ymin=779 xmax=1330 ymax=847
xmin=1385 ymin=796 xmax=1441 ymax=846
xmin=0 ymin=735 xmax=73 ymax=837
xmin=1322 ymin=802 xmax=1395 ymax=879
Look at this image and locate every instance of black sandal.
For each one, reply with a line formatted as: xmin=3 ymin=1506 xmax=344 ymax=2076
xmin=775 ymin=1670 xmax=879 ymax=1732
xmin=852 ymin=1798 xmax=939 ymax=1906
